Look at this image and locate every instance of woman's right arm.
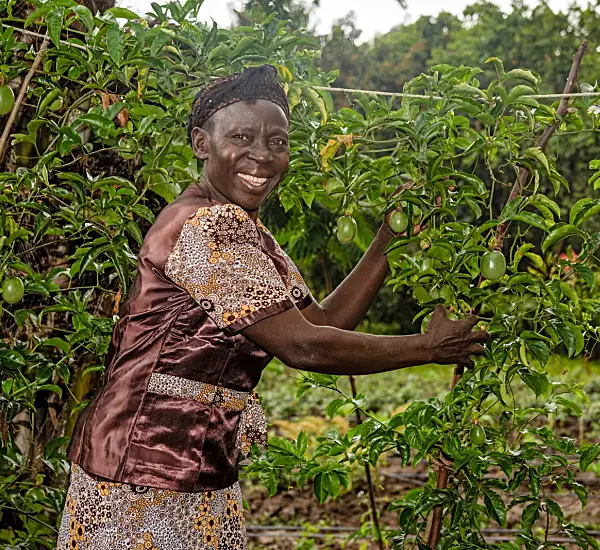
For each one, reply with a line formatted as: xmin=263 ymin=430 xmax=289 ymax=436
xmin=242 ymin=305 xmax=488 ymax=376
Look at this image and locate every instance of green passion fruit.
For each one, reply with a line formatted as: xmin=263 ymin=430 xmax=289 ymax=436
xmin=325 ymin=177 xmax=346 ymax=200
xmin=481 ymin=251 xmax=506 ymax=281
xmin=0 ymin=85 xmax=15 ymax=116
xmin=469 ymin=425 xmax=486 ymax=445
xmin=2 ymin=277 xmax=24 ymax=304
xmin=336 ymin=216 xmax=357 ymax=245
xmin=118 ymin=137 xmax=138 ymax=160
xmin=49 ymin=96 xmax=64 ymax=111
xmin=389 ymin=210 xmax=409 ymax=233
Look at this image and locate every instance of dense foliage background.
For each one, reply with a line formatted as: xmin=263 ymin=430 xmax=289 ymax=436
xmin=0 ymin=0 xmax=599 ymax=548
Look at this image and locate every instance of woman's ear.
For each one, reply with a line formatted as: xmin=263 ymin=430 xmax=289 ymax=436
xmin=191 ymin=127 xmax=209 ymax=161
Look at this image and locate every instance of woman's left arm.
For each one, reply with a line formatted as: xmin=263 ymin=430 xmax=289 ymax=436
xmin=301 ymin=223 xmax=397 ymax=330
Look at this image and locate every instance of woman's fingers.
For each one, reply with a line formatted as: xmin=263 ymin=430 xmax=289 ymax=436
xmin=470 ymin=329 xmax=490 ymax=342
xmin=460 ymin=314 xmax=479 ymax=329
xmin=431 ymin=304 xmax=448 ymax=323
xmin=458 ymin=357 xmax=475 ymax=369
xmin=468 ymin=344 xmax=486 ymax=356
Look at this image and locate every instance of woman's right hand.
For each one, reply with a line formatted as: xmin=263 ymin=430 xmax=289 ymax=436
xmin=424 ymin=305 xmax=489 ymax=368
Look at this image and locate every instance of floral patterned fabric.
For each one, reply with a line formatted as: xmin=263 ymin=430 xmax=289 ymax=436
xmin=57 ymin=464 xmax=246 ymax=550
xmin=165 ymin=203 xmax=310 ymax=332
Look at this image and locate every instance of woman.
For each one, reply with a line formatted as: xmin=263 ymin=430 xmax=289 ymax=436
xmin=58 ymin=65 xmax=487 ymax=550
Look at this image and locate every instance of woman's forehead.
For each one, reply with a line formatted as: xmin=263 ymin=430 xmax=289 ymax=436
xmin=209 ymin=100 xmax=288 ymax=132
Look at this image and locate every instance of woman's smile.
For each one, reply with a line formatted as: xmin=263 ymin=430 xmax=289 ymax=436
xmin=236 ymin=172 xmax=270 ymax=186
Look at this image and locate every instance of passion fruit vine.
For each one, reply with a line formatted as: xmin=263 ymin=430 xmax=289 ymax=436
xmin=336 ymin=216 xmax=357 ymax=245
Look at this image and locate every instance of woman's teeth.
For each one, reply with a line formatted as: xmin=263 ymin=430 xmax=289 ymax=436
xmin=237 ymin=173 xmax=268 ymax=186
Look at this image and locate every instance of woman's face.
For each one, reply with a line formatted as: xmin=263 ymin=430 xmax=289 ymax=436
xmin=192 ymin=99 xmax=289 ymax=213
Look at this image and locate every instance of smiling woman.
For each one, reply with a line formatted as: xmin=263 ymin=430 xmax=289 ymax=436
xmin=56 ymin=65 xmax=487 ymax=550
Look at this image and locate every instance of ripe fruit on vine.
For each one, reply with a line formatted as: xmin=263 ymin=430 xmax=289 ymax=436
xmin=389 ymin=210 xmax=408 ymax=233
xmin=0 ymin=85 xmax=15 ymax=115
xmin=336 ymin=216 xmax=357 ymax=244
xmin=2 ymin=277 xmax=24 ymax=304
xmin=325 ymin=177 xmax=345 ymax=200
xmin=481 ymin=251 xmax=506 ymax=280
xmin=469 ymin=425 xmax=486 ymax=445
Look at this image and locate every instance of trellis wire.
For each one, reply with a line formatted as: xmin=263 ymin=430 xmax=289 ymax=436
xmin=313 ymin=84 xmax=600 ymax=101
xmin=6 ymin=25 xmax=600 ymax=102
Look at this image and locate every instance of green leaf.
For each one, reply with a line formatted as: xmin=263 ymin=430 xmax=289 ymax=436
xmin=504 ymin=211 xmax=548 ymax=232
xmin=483 ymin=489 xmax=507 ymax=526
xmin=325 ymin=398 xmax=346 ymax=419
xmin=41 ymin=337 xmax=70 ymax=354
xmin=72 ymin=5 xmax=94 ymax=33
xmin=507 ymin=85 xmax=536 ymax=104
xmin=574 ymin=264 xmax=595 ymax=289
xmin=572 ymin=483 xmax=588 ymax=507
xmin=524 ymin=147 xmax=551 ymax=175
xmin=106 ymin=25 xmax=124 ymax=66
xmin=569 ymin=198 xmax=595 ymax=226
xmin=80 ymin=243 xmax=110 ymax=274
xmin=38 ymin=384 xmax=63 ymax=398
xmin=303 ymin=87 xmax=328 ymax=125
xmin=528 ymin=194 xmax=561 ymax=219
xmin=313 ymin=472 xmax=327 ymax=504
xmin=0 ymin=350 xmax=27 ymax=370
xmin=46 ymin=11 xmax=63 ymax=48
xmin=541 ymin=224 xmax=584 ymax=253
xmin=503 ymin=69 xmax=540 ymax=86
xmin=555 ymin=322 xmax=584 ymax=357
xmin=107 ymin=7 xmax=140 ymax=19
xmin=323 ymin=472 xmax=341 ymax=499
xmin=151 ymin=31 xmax=172 ymax=56
xmin=525 ymin=339 xmax=549 ymax=367
xmin=554 ymin=397 xmax=582 ymax=417
xmin=545 ymin=498 xmax=564 ymax=522
xmin=76 ymin=113 xmax=115 ymax=133
xmin=521 ymin=502 xmax=540 ymax=529
xmin=519 ymin=368 xmax=550 ymax=397
xmin=580 ymin=445 xmax=600 ymax=472
xmin=131 ymin=204 xmax=155 ymax=223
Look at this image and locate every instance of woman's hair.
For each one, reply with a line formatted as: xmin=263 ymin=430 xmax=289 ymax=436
xmin=187 ymin=64 xmax=290 ymax=140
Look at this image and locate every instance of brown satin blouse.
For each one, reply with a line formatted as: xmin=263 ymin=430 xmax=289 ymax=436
xmin=67 ymin=183 xmax=313 ymax=492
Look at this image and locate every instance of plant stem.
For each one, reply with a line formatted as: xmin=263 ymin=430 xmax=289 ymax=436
xmin=0 ymin=37 xmax=50 ymax=167
xmin=349 ymin=375 xmax=385 ymax=550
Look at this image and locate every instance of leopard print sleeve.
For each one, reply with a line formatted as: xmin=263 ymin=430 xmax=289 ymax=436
xmin=165 ymin=203 xmax=296 ymax=333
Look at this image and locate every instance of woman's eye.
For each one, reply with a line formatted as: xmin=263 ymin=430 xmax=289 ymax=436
xmin=272 ymin=138 xmax=288 ymax=146
xmin=233 ymin=134 xmax=250 ymax=142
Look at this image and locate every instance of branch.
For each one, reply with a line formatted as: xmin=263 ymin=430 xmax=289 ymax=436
xmin=0 ymin=37 xmax=50 ymax=167
xmin=426 ymin=39 xmax=589 ymax=550
xmin=494 ymin=39 xmax=588 ymax=251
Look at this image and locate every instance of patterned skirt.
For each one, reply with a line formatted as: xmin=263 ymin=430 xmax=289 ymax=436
xmin=57 ymin=464 xmax=247 ymax=550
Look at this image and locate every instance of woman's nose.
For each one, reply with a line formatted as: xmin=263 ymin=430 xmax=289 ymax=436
xmin=247 ymin=140 xmax=273 ymax=163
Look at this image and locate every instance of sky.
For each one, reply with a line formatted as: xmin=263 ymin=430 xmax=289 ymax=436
xmin=121 ymin=0 xmax=591 ymax=43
